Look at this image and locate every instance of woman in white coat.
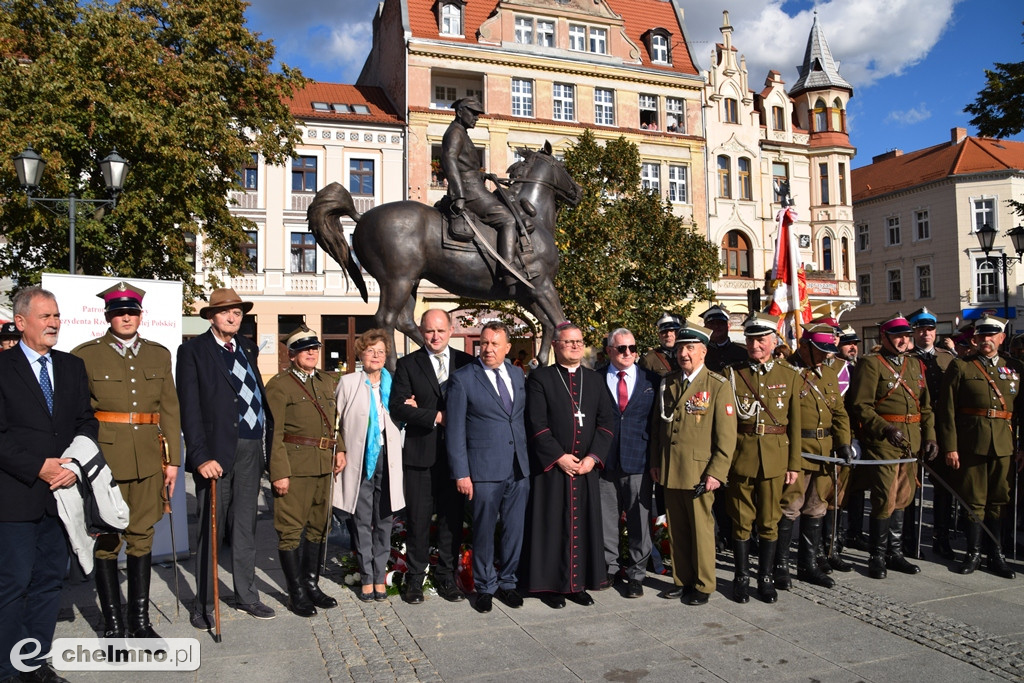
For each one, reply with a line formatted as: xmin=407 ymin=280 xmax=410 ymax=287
xmin=334 ymin=330 xmax=405 ymax=600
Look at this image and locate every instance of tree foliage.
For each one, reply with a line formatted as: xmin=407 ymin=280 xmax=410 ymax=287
xmin=556 ymin=130 xmax=720 ymax=350
xmin=0 ymin=0 xmax=307 ymax=303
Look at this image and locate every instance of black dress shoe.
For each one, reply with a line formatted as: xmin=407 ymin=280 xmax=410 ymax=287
xmin=659 ymin=586 xmax=684 ymax=600
xmin=625 ymin=579 xmax=643 ymax=598
xmin=358 ymin=589 xmax=375 ymax=602
xmin=474 ymin=593 xmax=493 ymax=613
xmin=541 ymin=593 xmax=566 ymax=609
xmin=495 ymin=587 xmax=524 ymax=608
xmin=435 ymin=578 xmax=466 ymax=602
xmin=190 ymin=609 xmax=213 ymax=631
xmin=566 ymin=591 xmax=594 ymax=606
xmin=16 ymin=663 xmax=68 ymax=683
xmin=402 ymin=585 xmax=425 ymax=604
xmin=682 ymin=589 xmax=710 ymax=606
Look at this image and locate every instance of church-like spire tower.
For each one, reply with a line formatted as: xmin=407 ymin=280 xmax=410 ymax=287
xmin=789 ymin=11 xmax=852 ymax=97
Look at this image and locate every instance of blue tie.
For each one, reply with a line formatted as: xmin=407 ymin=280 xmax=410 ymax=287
xmin=494 ymin=368 xmax=513 ymax=414
xmin=38 ymin=356 xmax=54 ymax=414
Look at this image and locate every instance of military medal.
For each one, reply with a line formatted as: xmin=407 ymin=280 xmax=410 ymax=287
xmin=776 ymin=395 xmax=784 ymax=409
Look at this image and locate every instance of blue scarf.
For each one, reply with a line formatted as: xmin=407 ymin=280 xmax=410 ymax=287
xmin=364 ymin=368 xmax=392 ymax=480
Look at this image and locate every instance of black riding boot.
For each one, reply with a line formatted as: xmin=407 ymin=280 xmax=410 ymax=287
xmin=774 ymin=517 xmax=794 ymax=590
xmin=126 ymin=554 xmax=160 ymax=638
xmin=868 ymin=516 xmax=888 ymax=579
xmin=797 ymin=516 xmax=835 ymax=588
xmin=886 ymin=509 xmax=921 ymax=574
xmin=957 ymin=520 xmax=983 ymax=574
xmin=984 ymin=518 xmax=1016 ymax=579
xmin=822 ymin=512 xmax=852 ymax=572
xmin=280 ymin=548 xmax=316 ymax=617
xmin=757 ymin=539 xmax=778 ymax=603
xmin=95 ymin=558 xmax=124 ymax=638
xmin=732 ymin=539 xmax=750 ymax=604
xmin=303 ymin=542 xmax=339 ymax=608
xmin=932 ymin=485 xmax=956 ymax=560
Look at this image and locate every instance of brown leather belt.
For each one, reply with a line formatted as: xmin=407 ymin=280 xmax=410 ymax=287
xmin=95 ymin=411 xmax=160 ymax=425
xmin=802 ymin=428 xmax=832 ymax=439
xmin=879 ymin=414 xmax=921 ymax=423
xmin=738 ymin=424 xmax=787 ymax=435
xmin=959 ymin=407 xmax=1013 ymax=420
xmin=283 ymin=434 xmax=337 ymax=450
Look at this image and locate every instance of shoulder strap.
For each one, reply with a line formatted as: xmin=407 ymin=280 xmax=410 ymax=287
xmin=971 ymin=358 xmax=1008 ymax=412
xmin=800 ymin=368 xmax=834 ymax=419
xmin=289 ymin=373 xmax=335 ymax=434
xmin=874 ymin=355 xmax=921 ymax=412
xmin=735 ymin=366 xmax=782 ymax=425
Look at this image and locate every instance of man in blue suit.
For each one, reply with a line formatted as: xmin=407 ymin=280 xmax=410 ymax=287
xmin=446 ymin=321 xmax=529 ymax=614
xmin=599 ymin=328 xmax=658 ymax=598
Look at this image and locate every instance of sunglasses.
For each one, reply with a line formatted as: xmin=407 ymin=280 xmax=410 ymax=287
xmin=612 ymin=344 xmax=637 ymax=354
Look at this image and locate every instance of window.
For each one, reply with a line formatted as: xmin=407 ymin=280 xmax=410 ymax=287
xmin=831 ymin=97 xmax=844 ymax=132
xmin=886 ymin=216 xmax=901 ymax=246
xmin=553 ymin=83 xmax=575 ymax=121
xmin=511 ymin=78 xmax=534 ymax=118
xmin=639 ymin=94 xmax=658 ymax=129
xmin=537 ymin=20 xmax=554 ymax=47
xmin=887 ymin=268 xmax=902 ymax=302
xmin=976 ymin=257 xmax=999 ymax=302
xmin=651 ymin=34 xmax=669 ymax=64
xmin=569 ymin=24 xmax=586 ymax=51
xmin=668 ymin=165 xmax=688 ymax=203
xmin=917 ymin=264 xmax=932 ymax=298
xmin=974 ymin=198 xmax=995 ymax=231
xmin=292 ymin=156 xmax=317 ymax=193
xmin=641 ymin=162 xmax=660 ymax=192
xmin=666 ymin=97 xmax=684 ymax=133
xmin=589 ymin=27 xmax=607 ymax=54
xmin=184 ymin=231 xmax=197 ymax=269
xmin=821 ymin=236 xmax=833 ymax=272
xmin=724 ymin=98 xmax=738 ymax=123
xmin=717 ymin=155 xmax=732 ymax=199
xmin=772 ymin=106 xmax=785 ymax=131
xmin=242 ymin=230 xmax=258 ymax=272
xmin=349 ymin=159 xmax=374 ymax=196
xmin=772 ymin=162 xmax=788 ymax=195
xmin=915 ymin=210 xmax=930 ymax=240
xmin=857 ymin=223 xmax=869 ymax=251
xmin=440 ymin=2 xmax=462 ymax=36
xmin=514 ymin=17 xmax=533 ymax=44
xmin=814 ymin=98 xmax=827 ymax=131
xmin=722 ymin=230 xmax=751 ymax=277
xmin=433 ymin=85 xmax=458 ymax=108
xmin=841 ymin=237 xmax=850 ymax=278
xmin=291 ymin=232 xmax=317 ymax=273
xmin=238 ymin=152 xmax=258 ymax=190
xmin=738 ymin=158 xmax=752 ymax=200
xmin=838 ymin=163 xmax=847 ymax=204
xmin=859 ymin=274 xmax=872 ymax=304
xmin=819 ymin=163 xmax=830 ymax=204
xmin=594 ymin=88 xmax=614 ymax=126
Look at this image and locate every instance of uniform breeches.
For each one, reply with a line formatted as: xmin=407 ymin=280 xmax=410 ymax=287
xmin=869 ymin=459 xmax=917 ymax=519
xmin=664 ymin=487 xmax=717 ymax=594
xmin=274 ymin=473 xmax=332 ymax=550
xmin=95 ymin=470 xmax=164 ymax=559
xmin=956 ymin=453 xmax=1011 ymax=520
xmin=726 ymin=474 xmax=783 ymax=541
xmin=781 ymin=469 xmax=832 ymax=520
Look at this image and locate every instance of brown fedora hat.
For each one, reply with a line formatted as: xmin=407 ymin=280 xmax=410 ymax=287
xmin=199 ymin=287 xmax=254 ymax=319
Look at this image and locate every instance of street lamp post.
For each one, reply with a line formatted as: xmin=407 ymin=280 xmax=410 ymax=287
xmin=11 ymin=145 xmax=129 ymax=273
xmin=975 ymin=223 xmax=1024 ymax=335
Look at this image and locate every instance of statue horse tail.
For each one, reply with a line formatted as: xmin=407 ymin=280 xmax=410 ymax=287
xmin=306 ymin=182 xmax=369 ymax=302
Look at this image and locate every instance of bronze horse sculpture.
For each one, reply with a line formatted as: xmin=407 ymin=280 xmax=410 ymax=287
xmin=306 ymin=141 xmax=582 ymax=367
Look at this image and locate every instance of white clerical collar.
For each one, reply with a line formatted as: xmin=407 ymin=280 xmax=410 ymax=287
xmin=560 ymin=363 xmax=580 ymax=373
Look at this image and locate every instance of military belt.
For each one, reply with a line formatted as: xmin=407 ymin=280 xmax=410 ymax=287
xmin=959 ymin=407 xmax=1013 ymax=420
xmin=801 ymin=428 xmax=832 ymax=439
xmin=283 ymin=434 xmax=337 ymax=450
xmin=738 ymin=424 xmax=787 ymax=435
xmin=879 ymin=414 xmax=921 ymax=423
xmin=95 ymin=411 xmax=160 ymax=425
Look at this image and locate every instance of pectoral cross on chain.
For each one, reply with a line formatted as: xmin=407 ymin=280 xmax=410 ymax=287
xmin=574 ymin=409 xmax=585 ymax=427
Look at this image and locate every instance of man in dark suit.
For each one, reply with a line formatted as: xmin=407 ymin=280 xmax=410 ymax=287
xmin=599 ymin=328 xmax=658 ymax=598
xmin=0 ymin=287 xmax=96 ymax=683
xmin=177 ymin=288 xmax=275 ymax=629
xmin=390 ymin=309 xmax=474 ymax=604
xmin=446 ymin=321 xmax=529 ymax=614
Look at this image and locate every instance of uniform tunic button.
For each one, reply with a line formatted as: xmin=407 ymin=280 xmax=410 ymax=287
xmin=130 ymin=366 xmax=135 ymax=371
xmin=104 ymin=375 xmax=109 ymax=379
xmin=131 ymin=390 xmax=136 ymax=394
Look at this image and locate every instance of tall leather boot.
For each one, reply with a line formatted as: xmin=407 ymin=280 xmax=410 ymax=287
xmin=796 ymin=516 xmax=835 ymax=588
xmin=868 ymin=516 xmax=888 ymax=579
xmin=95 ymin=558 xmax=124 ymax=638
xmin=732 ymin=539 xmax=750 ymax=604
xmin=822 ymin=512 xmax=853 ymax=572
xmin=984 ymin=518 xmax=1016 ymax=579
xmin=902 ymin=497 xmax=924 ymax=559
xmin=885 ymin=509 xmax=921 ymax=574
xmin=280 ymin=548 xmax=316 ymax=617
xmin=932 ymin=485 xmax=956 ymax=560
xmin=774 ymin=517 xmax=794 ymax=590
xmin=303 ymin=542 xmax=339 ymax=608
xmin=957 ymin=519 xmax=983 ymax=574
xmin=126 ymin=554 xmax=160 ymax=638
xmin=757 ymin=539 xmax=778 ymax=603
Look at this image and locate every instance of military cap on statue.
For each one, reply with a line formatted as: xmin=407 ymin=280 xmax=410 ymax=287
xmin=698 ymin=304 xmax=730 ymax=323
xmin=974 ymin=314 xmax=1007 ymax=336
xmin=452 ymin=96 xmax=485 ymax=114
xmin=675 ymin=319 xmax=712 ymax=346
xmin=801 ymin=323 xmax=838 ymax=354
xmin=97 ymin=281 xmax=145 ymax=313
xmin=907 ymin=307 xmax=938 ymax=329
xmin=878 ymin=313 xmax=912 ymax=335
xmin=0 ymin=321 xmax=20 ymax=340
xmin=287 ymin=326 xmax=322 ymax=352
xmin=742 ymin=312 xmax=779 ymax=337
xmin=656 ymin=313 xmax=682 ymax=332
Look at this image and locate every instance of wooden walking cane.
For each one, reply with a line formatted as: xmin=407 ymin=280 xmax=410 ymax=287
xmin=210 ymin=478 xmax=222 ymax=643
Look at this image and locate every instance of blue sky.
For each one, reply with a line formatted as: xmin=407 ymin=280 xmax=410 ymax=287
xmin=245 ymin=0 xmax=1024 ymax=168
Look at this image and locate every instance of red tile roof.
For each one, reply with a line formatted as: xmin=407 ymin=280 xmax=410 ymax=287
xmin=853 ymin=135 xmax=1024 ymax=202
xmin=287 ymin=82 xmax=403 ymax=125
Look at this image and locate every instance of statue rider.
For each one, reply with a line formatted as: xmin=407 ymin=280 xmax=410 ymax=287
xmin=442 ymin=97 xmax=520 ymax=289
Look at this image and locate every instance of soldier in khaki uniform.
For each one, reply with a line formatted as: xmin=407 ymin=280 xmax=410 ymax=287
xmin=639 ymin=313 xmax=681 ymax=376
xmin=938 ymin=315 xmax=1020 ymax=579
xmin=71 ymin=282 xmax=181 ymax=639
xmin=723 ymin=313 xmax=801 ymax=604
xmin=652 ymin=321 xmax=737 ymax=605
xmin=700 ymin=305 xmax=747 ymax=374
xmin=775 ymin=324 xmax=853 ymax=591
xmin=848 ymin=313 xmax=938 ymax=580
xmin=267 ymin=327 xmax=346 ymax=616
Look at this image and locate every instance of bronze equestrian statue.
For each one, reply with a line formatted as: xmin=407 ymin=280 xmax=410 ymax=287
xmin=306 ymin=102 xmax=582 ymax=369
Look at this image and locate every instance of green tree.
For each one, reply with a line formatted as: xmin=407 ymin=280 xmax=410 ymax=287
xmin=0 ymin=0 xmax=306 ymax=303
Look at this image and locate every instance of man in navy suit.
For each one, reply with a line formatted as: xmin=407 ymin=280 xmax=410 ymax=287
xmin=0 ymin=287 xmax=96 ymax=683
xmin=446 ymin=321 xmax=529 ymax=614
xmin=599 ymin=328 xmax=658 ymax=598
xmin=177 ymin=288 xmax=275 ymax=630
xmin=390 ymin=309 xmax=474 ymax=604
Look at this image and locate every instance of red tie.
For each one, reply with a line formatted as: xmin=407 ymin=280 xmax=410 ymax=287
xmin=225 ymin=342 xmax=234 ymax=353
xmin=617 ymin=370 xmax=628 ymax=412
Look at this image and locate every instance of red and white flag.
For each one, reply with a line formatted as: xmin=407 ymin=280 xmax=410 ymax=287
xmin=767 ymin=206 xmax=800 ymax=323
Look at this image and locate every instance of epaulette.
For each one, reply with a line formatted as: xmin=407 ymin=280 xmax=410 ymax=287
xmin=706 ymin=370 xmax=727 ymax=384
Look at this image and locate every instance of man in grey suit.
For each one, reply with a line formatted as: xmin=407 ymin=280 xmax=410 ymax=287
xmin=446 ymin=321 xmax=530 ymax=614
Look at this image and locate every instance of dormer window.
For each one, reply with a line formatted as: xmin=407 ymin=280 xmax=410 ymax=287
xmin=439 ymin=0 xmax=463 ymax=36
xmin=643 ymin=28 xmax=672 ymax=66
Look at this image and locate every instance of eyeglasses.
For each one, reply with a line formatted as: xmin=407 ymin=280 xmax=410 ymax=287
xmin=362 ymin=349 xmax=387 ymax=357
xmin=612 ymin=344 xmax=637 ymax=354
xmin=555 ymin=339 xmax=585 ymax=347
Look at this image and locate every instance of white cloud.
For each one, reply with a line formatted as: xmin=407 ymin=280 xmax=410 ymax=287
xmin=885 ymin=104 xmax=932 ymax=125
